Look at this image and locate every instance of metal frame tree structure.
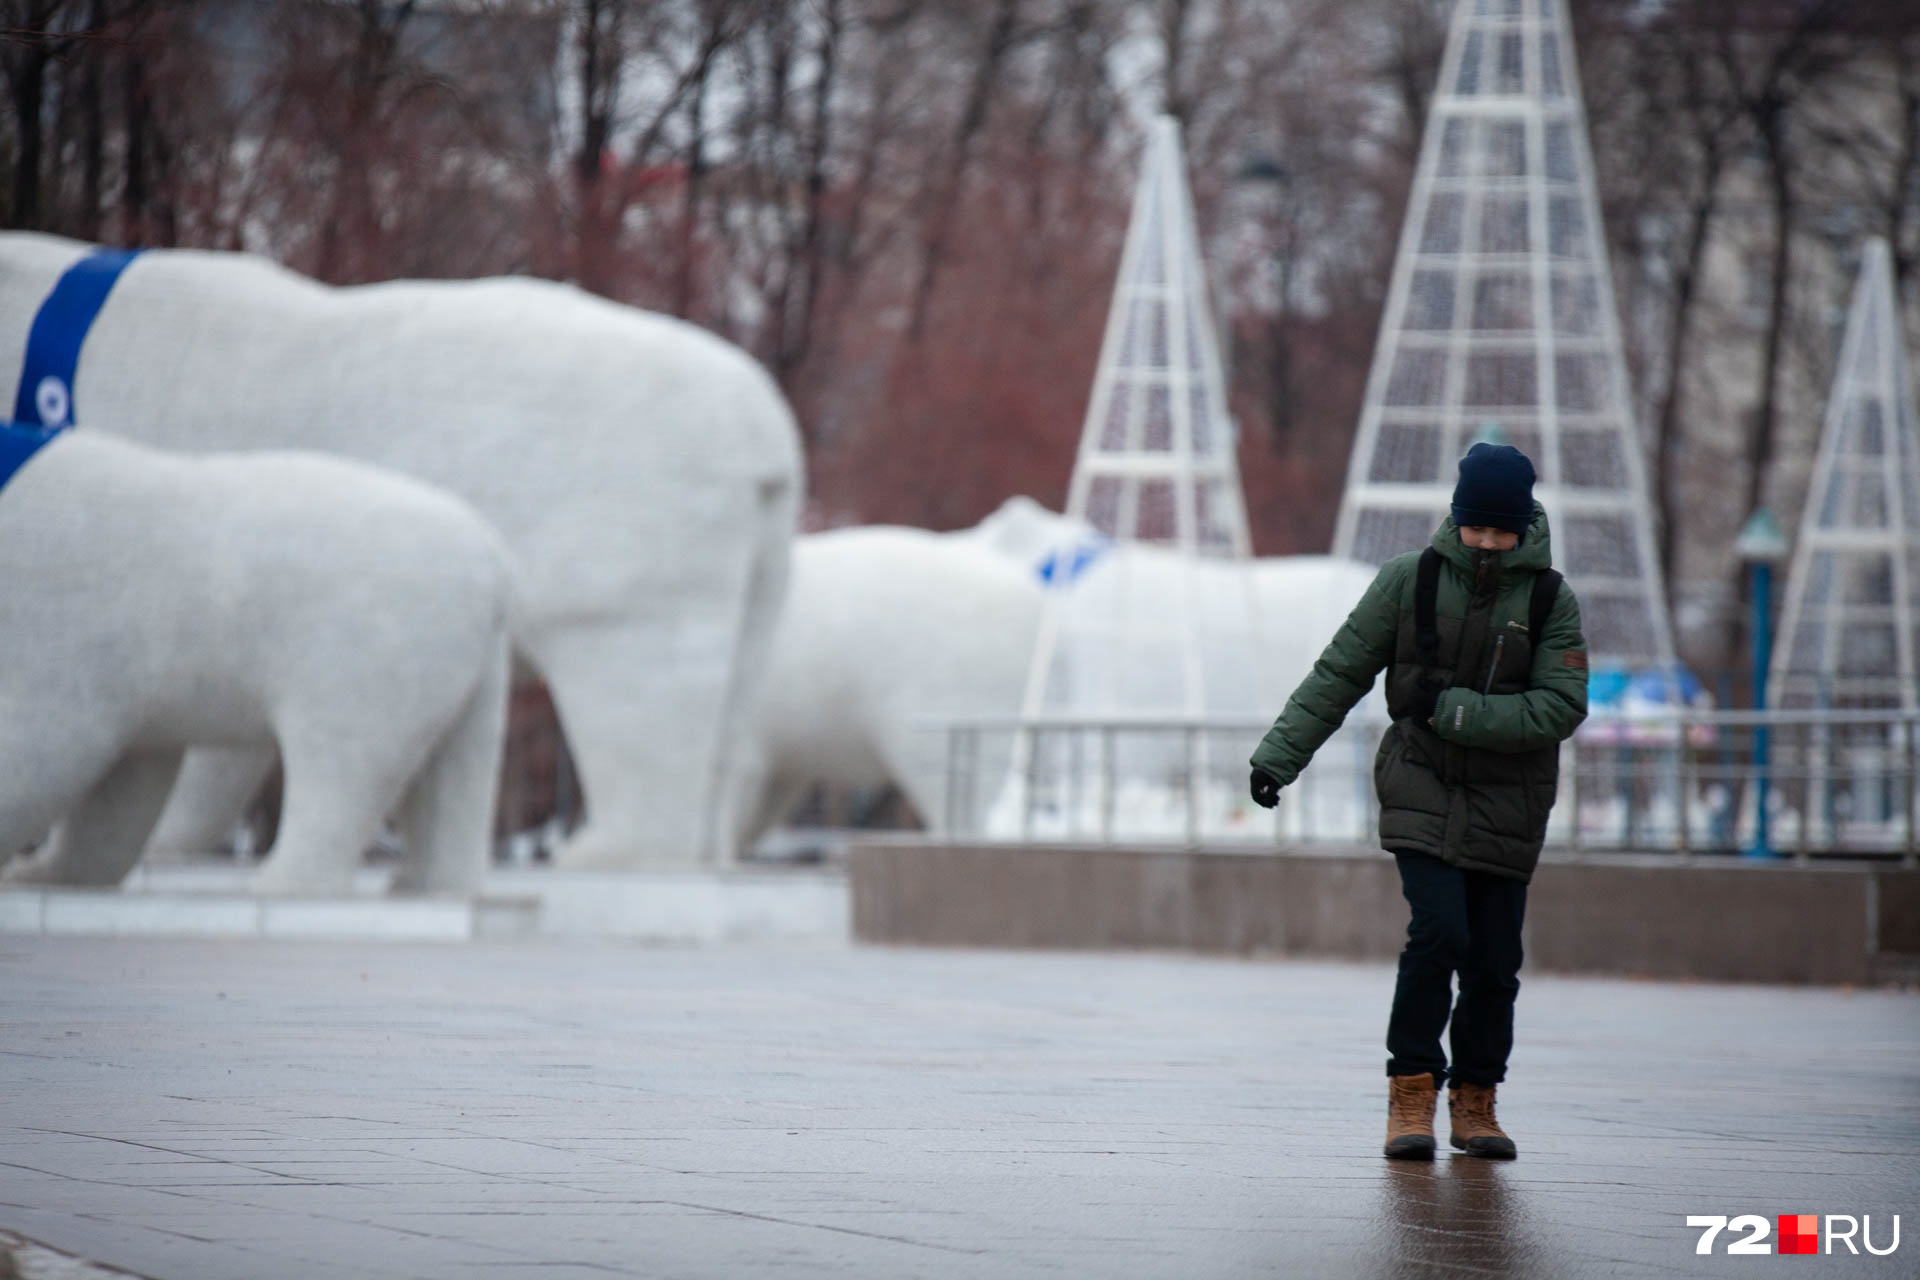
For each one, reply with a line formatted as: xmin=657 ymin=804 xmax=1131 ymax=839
xmin=1330 ymin=0 xmax=1676 ymax=673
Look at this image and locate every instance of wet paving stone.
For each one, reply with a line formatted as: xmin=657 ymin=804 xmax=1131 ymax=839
xmin=0 ymin=938 xmax=1913 ymax=1278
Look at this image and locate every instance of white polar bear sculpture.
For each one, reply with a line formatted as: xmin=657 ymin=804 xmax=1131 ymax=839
xmin=738 ymin=499 xmax=1384 ymax=847
xmin=0 ymin=233 xmax=802 ymax=869
xmin=736 ymin=525 xmax=1045 ymax=849
xmin=964 ymin=505 xmax=1386 ymax=840
xmin=0 ymin=431 xmax=510 ymax=896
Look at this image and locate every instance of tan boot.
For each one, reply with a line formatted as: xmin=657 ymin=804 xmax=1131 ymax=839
xmin=1449 ymin=1083 xmax=1517 ymax=1159
xmin=1383 ymin=1073 xmax=1437 ymax=1160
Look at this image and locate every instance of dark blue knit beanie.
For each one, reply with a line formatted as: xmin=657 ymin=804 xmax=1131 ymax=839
xmin=1451 ymin=442 xmax=1536 ymax=536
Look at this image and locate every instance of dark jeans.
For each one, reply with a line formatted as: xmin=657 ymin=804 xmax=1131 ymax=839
xmin=1385 ymin=849 xmax=1528 ymax=1089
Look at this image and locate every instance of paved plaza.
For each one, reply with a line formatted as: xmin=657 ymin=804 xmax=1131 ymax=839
xmin=0 ymin=936 xmax=1914 ymax=1279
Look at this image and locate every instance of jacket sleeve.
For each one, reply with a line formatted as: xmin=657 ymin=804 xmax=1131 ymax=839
xmin=1249 ymin=560 xmax=1403 ymax=785
xmin=1429 ymin=584 xmax=1588 ymax=753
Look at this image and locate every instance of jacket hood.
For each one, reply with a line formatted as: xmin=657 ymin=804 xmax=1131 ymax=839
xmin=1430 ymin=501 xmax=1553 ymax=577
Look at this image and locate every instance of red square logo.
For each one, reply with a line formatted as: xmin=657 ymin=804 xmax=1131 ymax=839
xmin=1779 ymin=1214 xmax=1819 ymax=1255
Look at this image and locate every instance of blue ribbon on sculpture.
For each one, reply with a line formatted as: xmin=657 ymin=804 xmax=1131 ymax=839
xmin=0 ymin=247 xmax=142 ymax=492
xmin=1036 ymin=536 xmax=1109 ymax=588
xmin=0 ymin=421 xmax=64 ymax=488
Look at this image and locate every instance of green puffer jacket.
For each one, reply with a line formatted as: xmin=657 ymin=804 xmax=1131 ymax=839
xmin=1250 ymin=504 xmax=1589 ymax=881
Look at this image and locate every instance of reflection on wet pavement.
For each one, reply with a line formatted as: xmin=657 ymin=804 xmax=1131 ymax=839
xmin=1376 ymin=1157 xmax=1548 ymax=1278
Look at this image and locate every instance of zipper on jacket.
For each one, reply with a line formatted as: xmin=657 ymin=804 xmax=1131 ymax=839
xmin=1482 ymin=634 xmax=1506 ymax=695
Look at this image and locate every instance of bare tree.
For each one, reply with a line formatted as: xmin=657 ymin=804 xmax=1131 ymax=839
xmin=316 ymin=0 xmax=420 ymax=281
xmin=1 ymin=0 xmax=99 ymax=228
xmin=756 ymin=0 xmax=843 ymax=392
xmin=1371 ymin=0 xmax=1448 ymax=166
xmin=7 ymin=0 xmax=1917 ymax=571
xmin=905 ymin=0 xmax=1024 ymax=340
xmin=1587 ymin=0 xmax=1748 ymax=596
xmin=668 ymin=0 xmax=743 ymax=318
xmin=571 ymin=0 xmax=628 ymax=292
xmin=1709 ymin=0 xmax=1856 ymax=524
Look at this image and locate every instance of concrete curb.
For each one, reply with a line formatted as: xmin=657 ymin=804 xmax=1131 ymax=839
xmin=0 ymin=864 xmax=849 ymax=945
xmin=851 ymin=840 xmax=1920 ymax=985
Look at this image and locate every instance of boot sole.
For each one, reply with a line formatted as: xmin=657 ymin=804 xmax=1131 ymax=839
xmin=1450 ymin=1136 xmax=1516 ymax=1159
xmin=1384 ymin=1137 xmax=1436 ymax=1160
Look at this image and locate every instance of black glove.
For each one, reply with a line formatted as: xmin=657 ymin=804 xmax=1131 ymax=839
xmin=1409 ymin=683 xmax=1442 ymax=725
xmin=1249 ymin=768 xmax=1282 ymax=809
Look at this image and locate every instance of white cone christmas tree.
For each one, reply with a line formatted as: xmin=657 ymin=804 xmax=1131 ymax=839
xmin=1771 ymin=239 xmax=1920 ymax=711
xmin=1020 ymin=113 xmax=1262 ymax=722
xmin=1331 ymin=0 xmax=1676 ymax=671
xmin=1063 ymin=116 xmax=1251 ymax=562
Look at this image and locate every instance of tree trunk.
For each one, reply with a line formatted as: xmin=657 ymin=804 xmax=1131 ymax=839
xmin=906 ymin=0 xmax=1020 ymax=340
xmin=146 ymin=102 xmax=177 ymax=247
xmin=671 ymin=6 xmax=733 ymax=320
xmin=1885 ymin=67 xmax=1920 ymax=285
xmin=7 ymin=40 xmax=48 ymax=228
xmin=672 ymin=58 xmax=709 ymax=319
xmin=318 ymin=0 xmax=411 ymax=283
xmin=771 ymin=0 xmax=838 ymax=396
xmin=1652 ymin=191 xmax=1714 ymax=594
xmin=75 ymin=0 xmax=108 ymax=239
xmin=122 ymin=54 xmax=144 ymax=239
xmin=575 ymin=0 xmax=613 ymax=184
xmin=1160 ymin=0 xmax=1192 ymax=123
xmin=573 ymin=0 xmax=619 ymax=294
xmin=1743 ymin=102 xmax=1794 ymax=523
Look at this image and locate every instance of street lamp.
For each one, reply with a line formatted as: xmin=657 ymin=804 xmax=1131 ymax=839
xmin=1735 ymin=507 xmax=1789 ymax=857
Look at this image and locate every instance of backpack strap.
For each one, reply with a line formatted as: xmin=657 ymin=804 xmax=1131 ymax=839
xmin=1414 ymin=547 xmax=1442 ymax=666
xmin=1529 ymin=569 xmax=1563 ymax=648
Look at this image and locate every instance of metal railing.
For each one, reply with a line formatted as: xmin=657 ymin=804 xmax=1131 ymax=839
xmin=1562 ymin=708 xmax=1917 ymax=862
xmin=935 ymin=708 xmax=1919 ymax=865
xmin=938 ymin=713 xmax=1383 ymax=848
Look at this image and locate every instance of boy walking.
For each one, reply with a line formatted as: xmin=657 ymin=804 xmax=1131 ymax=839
xmin=1248 ymin=443 xmax=1588 ymax=1160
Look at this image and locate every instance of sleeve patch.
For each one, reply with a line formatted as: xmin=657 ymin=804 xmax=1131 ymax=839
xmin=1564 ymin=650 xmax=1588 ymax=670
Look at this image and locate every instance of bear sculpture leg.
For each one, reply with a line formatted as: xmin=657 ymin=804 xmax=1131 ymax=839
xmin=734 ymin=769 xmax=810 ymax=857
xmin=536 ymin=621 xmax=729 ymax=869
xmin=248 ymin=736 xmax=407 ymax=897
xmin=145 ymin=746 xmax=276 ymax=857
xmin=7 ymin=748 xmax=185 ymax=886
xmin=391 ymin=637 xmax=509 ymax=895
